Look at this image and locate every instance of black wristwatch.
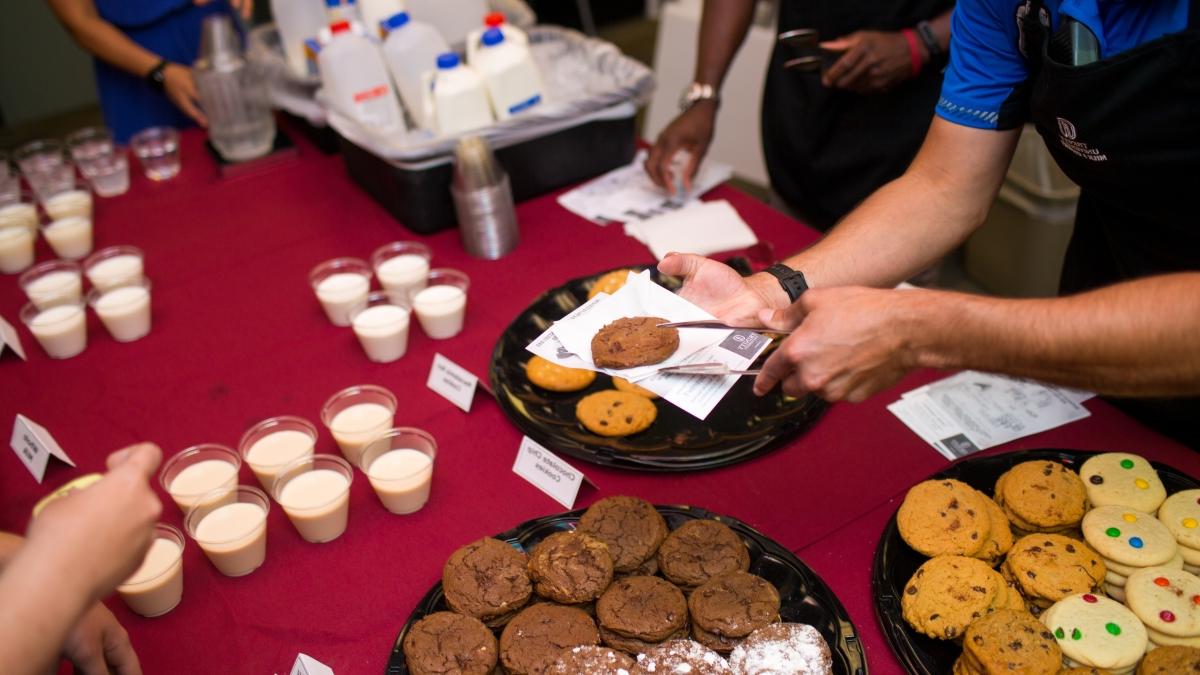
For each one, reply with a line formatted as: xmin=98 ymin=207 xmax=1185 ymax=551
xmin=915 ymin=21 xmax=943 ymax=60
xmin=763 ymin=263 xmax=808 ymax=303
xmin=145 ymin=60 xmax=169 ymax=93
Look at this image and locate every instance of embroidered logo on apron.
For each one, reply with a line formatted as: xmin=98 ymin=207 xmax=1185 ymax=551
xmin=1056 ymin=117 xmax=1108 ymax=161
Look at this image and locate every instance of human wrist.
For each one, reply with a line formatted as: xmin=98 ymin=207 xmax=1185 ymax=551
xmin=746 ymin=271 xmax=793 ymax=310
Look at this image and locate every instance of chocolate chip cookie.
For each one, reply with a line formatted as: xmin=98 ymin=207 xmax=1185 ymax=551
xmin=578 ymin=496 xmax=669 ymax=573
xmin=549 ymin=645 xmax=636 ymax=674
xmin=956 ymin=609 xmax=1060 ymax=675
xmin=402 ymin=611 xmax=499 ymax=675
xmin=591 ymin=317 xmax=680 ymax=369
xmin=688 ymin=572 xmax=780 ymax=641
xmin=633 ymin=640 xmax=732 ymax=675
xmin=994 ymin=461 xmax=1088 ymax=533
xmin=901 ymin=555 xmax=1004 ymax=640
xmin=597 ymin=575 xmax=689 ymax=645
xmin=499 ymin=604 xmax=600 ymax=675
xmin=443 ymin=537 xmax=533 ymax=624
xmin=527 ymin=531 xmax=614 ymax=605
xmin=972 ymin=490 xmax=1014 ymax=565
xmin=1137 ymin=645 xmax=1200 ymax=674
xmin=526 ymin=356 xmax=596 ymax=392
xmin=576 ymin=390 xmax=657 ymax=437
xmin=897 ymin=479 xmax=991 ymax=558
xmin=657 ymin=520 xmax=751 ymax=589
xmin=1002 ymin=534 xmax=1106 ymax=611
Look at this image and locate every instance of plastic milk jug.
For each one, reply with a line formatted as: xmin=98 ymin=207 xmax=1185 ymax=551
xmin=472 ymin=28 xmax=544 ymax=120
xmin=423 ymin=53 xmax=493 ymax=136
xmin=381 ymin=12 xmax=449 ymax=129
xmin=466 ymin=12 xmax=527 ymax=65
xmin=319 ymin=20 xmax=405 ymax=133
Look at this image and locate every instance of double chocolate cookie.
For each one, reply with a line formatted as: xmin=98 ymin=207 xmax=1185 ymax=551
xmin=527 ymin=531 xmax=614 ymax=604
xmin=402 ymin=611 xmax=498 ymax=675
xmin=657 ymin=519 xmax=751 ymax=589
xmin=443 ymin=537 xmax=533 ymax=625
xmin=578 ymin=496 xmax=669 ymax=573
xmin=549 ymin=645 xmax=636 ymax=674
xmin=591 ymin=316 xmax=679 ymax=369
xmin=688 ymin=572 xmax=780 ymax=652
xmin=499 ymin=604 xmax=600 ymax=675
xmin=596 ymin=575 xmax=688 ymax=653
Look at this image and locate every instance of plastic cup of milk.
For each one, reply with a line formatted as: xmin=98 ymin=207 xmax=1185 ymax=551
xmin=410 ymin=268 xmax=470 ymax=340
xmin=361 ymin=427 xmax=436 ymax=515
xmin=116 ymin=523 xmax=185 ymax=617
xmin=350 ymin=291 xmax=411 ymax=363
xmin=238 ymin=416 xmax=318 ymax=493
xmin=371 ymin=241 xmax=431 ymax=305
xmin=19 ymin=260 xmax=83 ymax=309
xmin=41 ymin=182 xmax=93 ymax=222
xmin=88 ymin=278 xmax=152 ymax=342
xmin=0 ymin=201 xmax=39 ymax=275
xmin=320 ymin=384 xmax=397 ymax=467
xmin=159 ymin=444 xmax=242 ymax=514
xmin=273 ymin=454 xmax=354 ymax=543
xmin=309 ymin=257 xmax=372 ymax=326
xmin=20 ymin=297 xmax=87 ymax=359
xmin=41 ymin=216 xmax=93 ymax=260
xmin=185 ymin=485 xmax=270 ymax=577
xmin=83 ymin=245 xmax=145 ymax=291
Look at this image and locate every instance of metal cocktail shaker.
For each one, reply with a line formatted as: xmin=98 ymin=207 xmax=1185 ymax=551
xmin=194 ymin=15 xmax=276 ymax=162
xmin=451 ymin=137 xmax=519 ymax=260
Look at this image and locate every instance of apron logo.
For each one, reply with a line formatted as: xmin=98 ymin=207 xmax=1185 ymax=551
xmin=1055 ymin=117 xmax=1108 ymax=162
xmin=1057 ymin=117 xmax=1077 ymax=140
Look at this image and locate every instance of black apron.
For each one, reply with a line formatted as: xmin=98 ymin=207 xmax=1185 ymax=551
xmin=762 ymin=0 xmax=953 ymax=230
xmin=1019 ymin=0 xmax=1200 ymax=448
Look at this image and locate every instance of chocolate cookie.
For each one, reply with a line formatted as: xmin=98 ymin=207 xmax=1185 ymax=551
xmin=549 ymin=645 xmax=636 ymax=674
xmin=499 ymin=604 xmax=600 ymax=675
xmin=901 ymin=555 xmax=1004 ymax=640
xmin=728 ymin=623 xmax=833 ymax=675
xmin=443 ymin=537 xmax=533 ymax=623
xmin=578 ymin=496 xmax=669 ymax=573
xmin=596 ymin=575 xmax=688 ymax=643
xmin=657 ymin=520 xmax=751 ymax=589
xmin=576 ymin=390 xmax=657 ymax=437
xmin=527 ymin=531 xmax=614 ymax=605
xmin=600 ymin=623 xmax=690 ymax=654
xmin=402 ymin=611 xmax=498 ymax=675
xmin=633 ymin=640 xmax=732 ymax=675
xmin=995 ymin=461 xmax=1088 ymax=533
xmin=591 ymin=316 xmax=679 ymax=369
xmin=1136 ymin=645 xmax=1200 ymax=674
xmin=897 ymin=479 xmax=991 ymax=558
xmin=957 ymin=609 xmax=1060 ymax=675
xmin=1002 ymin=534 xmax=1106 ymax=610
xmin=691 ymin=621 xmax=743 ymax=654
xmin=688 ymin=572 xmax=780 ymax=640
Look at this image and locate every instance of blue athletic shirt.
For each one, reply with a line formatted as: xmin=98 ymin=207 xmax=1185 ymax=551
xmin=936 ymin=0 xmax=1190 ymax=129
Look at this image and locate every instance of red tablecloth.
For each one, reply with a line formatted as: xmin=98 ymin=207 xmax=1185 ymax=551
xmin=1 ymin=127 xmax=1195 ymax=675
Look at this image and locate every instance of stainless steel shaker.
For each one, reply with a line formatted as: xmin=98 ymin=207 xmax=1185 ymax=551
xmin=194 ymin=15 xmax=276 ymax=162
xmin=451 ymin=137 xmax=519 ymax=260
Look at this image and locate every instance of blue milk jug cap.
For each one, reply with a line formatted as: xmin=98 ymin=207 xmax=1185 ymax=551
xmin=383 ymin=12 xmax=410 ymax=31
xmin=437 ymin=52 xmax=460 ymax=69
xmin=481 ymin=28 xmax=505 ymax=46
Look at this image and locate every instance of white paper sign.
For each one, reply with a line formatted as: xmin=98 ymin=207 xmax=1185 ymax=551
xmin=289 ymin=653 xmax=334 ymax=675
xmin=10 ymin=414 xmax=75 ymax=483
xmin=0 ymin=315 xmax=26 ymax=361
xmin=512 ymin=436 xmax=589 ymax=509
xmin=426 ymin=353 xmax=479 ymax=413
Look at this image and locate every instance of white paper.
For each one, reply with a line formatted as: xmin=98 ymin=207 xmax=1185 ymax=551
xmin=556 ymin=150 xmax=733 ymax=225
xmin=511 ymin=436 xmax=588 ymax=509
xmin=0 ymin=315 xmax=26 ymax=361
xmin=289 ymin=653 xmax=334 ymax=675
xmin=10 ymin=415 xmax=75 ymax=483
xmin=623 ymin=200 xmax=759 ymax=260
xmin=426 ymin=354 xmax=479 ymax=413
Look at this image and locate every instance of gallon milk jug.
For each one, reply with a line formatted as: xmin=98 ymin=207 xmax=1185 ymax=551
xmin=271 ymin=0 xmax=328 ymax=77
xmin=381 ymin=12 xmax=449 ymax=129
xmin=406 ymin=0 xmax=487 ymax=45
xmin=194 ymin=15 xmax=276 ymax=161
xmin=424 ymin=53 xmax=493 ymax=136
xmin=359 ymin=0 xmax=404 ymax=38
xmin=324 ymin=0 xmax=361 ymax=24
xmin=466 ymin=11 xmax=527 ymax=65
xmin=319 ymin=20 xmax=405 ymax=133
xmin=472 ymin=28 xmax=544 ymax=120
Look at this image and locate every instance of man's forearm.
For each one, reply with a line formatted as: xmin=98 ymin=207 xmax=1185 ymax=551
xmin=694 ymin=0 xmax=757 ymax=87
xmin=910 ymin=273 xmax=1200 ymax=396
xmin=48 ymin=0 xmax=161 ymax=78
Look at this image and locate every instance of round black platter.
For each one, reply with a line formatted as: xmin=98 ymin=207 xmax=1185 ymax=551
xmin=488 ymin=266 xmax=827 ymax=472
xmin=871 ymin=448 xmax=1200 ymax=675
xmin=386 ymin=505 xmax=866 ymax=674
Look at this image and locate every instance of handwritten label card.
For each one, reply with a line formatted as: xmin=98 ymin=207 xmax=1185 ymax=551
xmin=0 ymin=314 xmax=26 ymax=361
xmin=512 ymin=436 xmax=592 ymax=509
xmin=10 ymin=415 xmax=75 ymax=483
xmin=426 ymin=353 xmax=479 ymax=413
xmin=289 ymin=653 xmax=334 ymax=675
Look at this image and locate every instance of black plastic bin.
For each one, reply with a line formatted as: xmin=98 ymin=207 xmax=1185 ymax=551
xmin=337 ymin=111 xmax=637 ymax=234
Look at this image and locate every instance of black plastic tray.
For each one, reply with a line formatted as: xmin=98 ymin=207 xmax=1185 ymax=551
xmin=871 ymin=448 xmax=1200 ymax=675
xmin=386 ymin=505 xmax=867 ymax=674
xmin=487 ymin=266 xmax=827 ymax=472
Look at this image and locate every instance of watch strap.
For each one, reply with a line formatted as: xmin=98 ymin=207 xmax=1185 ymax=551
xmin=145 ymin=60 xmax=169 ymax=93
xmin=915 ymin=21 xmax=943 ymax=59
xmin=763 ymin=263 xmax=808 ymax=303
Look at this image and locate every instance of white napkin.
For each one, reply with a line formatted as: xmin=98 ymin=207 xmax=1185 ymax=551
xmin=623 ymin=200 xmax=759 ymax=260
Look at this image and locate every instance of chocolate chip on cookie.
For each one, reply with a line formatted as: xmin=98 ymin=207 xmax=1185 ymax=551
xmin=958 ymin=609 xmax=1061 ymax=675
xmin=901 ymin=555 xmax=1003 ymax=640
xmin=576 ymin=390 xmax=657 ymax=437
xmin=897 ymin=479 xmax=991 ymax=558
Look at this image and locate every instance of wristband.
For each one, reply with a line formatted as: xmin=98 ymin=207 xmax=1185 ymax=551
xmin=900 ymin=28 xmax=923 ymax=78
xmin=763 ymin=264 xmax=808 ymax=303
xmin=915 ymin=20 xmax=943 ymax=59
xmin=145 ymin=59 xmax=169 ymax=93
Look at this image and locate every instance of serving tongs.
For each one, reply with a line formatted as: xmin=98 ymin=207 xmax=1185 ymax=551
xmin=656 ymin=362 xmax=762 ymax=377
xmin=656 ymin=320 xmax=793 ymax=336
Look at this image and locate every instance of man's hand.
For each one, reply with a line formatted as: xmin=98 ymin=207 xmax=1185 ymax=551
xmin=658 ymin=253 xmax=788 ymax=327
xmin=753 ymin=286 xmax=921 ymax=401
xmin=61 ymin=603 xmax=142 ymax=675
xmin=821 ymin=31 xmax=917 ymax=94
xmin=645 ymin=101 xmax=717 ymax=194
xmin=163 ymin=63 xmax=208 ymax=127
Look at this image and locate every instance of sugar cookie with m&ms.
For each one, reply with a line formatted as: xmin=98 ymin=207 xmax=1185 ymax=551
xmin=1040 ymin=593 xmax=1148 ymax=673
xmin=1082 ymin=506 xmax=1178 ymax=568
xmin=1158 ymin=489 xmax=1200 ymax=558
xmin=1124 ymin=567 xmax=1200 ymax=641
xmin=1080 ymin=453 xmax=1167 ymax=513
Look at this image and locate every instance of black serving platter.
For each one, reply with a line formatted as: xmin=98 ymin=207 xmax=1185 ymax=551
xmin=387 ymin=505 xmax=867 ymax=674
xmin=871 ymin=448 xmax=1200 ymax=675
xmin=488 ymin=266 xmax=827 ymax=472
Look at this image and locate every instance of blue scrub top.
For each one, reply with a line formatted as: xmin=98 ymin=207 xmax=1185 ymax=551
xmin=93 ymin=0 xmax=232 ymax=142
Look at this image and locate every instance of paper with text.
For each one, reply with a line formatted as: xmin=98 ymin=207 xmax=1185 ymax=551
xmin=11 ymin=415 xmax=75 ymax=483
xmin=426 ymin=354 xmax=479 ymax=413
xmin=512 ymin=437 xmax=588 ymax=509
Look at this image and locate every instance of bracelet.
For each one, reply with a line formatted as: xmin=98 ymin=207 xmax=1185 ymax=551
xmin=915 ymin=20 xmax=943 ymax=59
xmin=900 ymin=28 xmax=923 ymax=78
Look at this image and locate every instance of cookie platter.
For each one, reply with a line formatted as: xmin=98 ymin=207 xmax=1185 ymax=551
xmin=386 ymin=504 xmax=867 ymax=674
xmin=871 ymin=448 xmax=1200 ymax=675
xmin=488 ymin=266 xmax=828 ymax=472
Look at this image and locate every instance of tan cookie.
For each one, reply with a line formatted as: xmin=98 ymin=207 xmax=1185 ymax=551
xmin=613 ymin=376 xmax=659 ymax=399
xmin=526 ymin=356 xmax=596 ymax=392
xmin=1003 ymin=534 xmax=1106 ymax=607
xmin=901 ymin=555 xmax=1003 ymax=640
xmin=1080 ymin=453 xmax=1167 ymax=513
xmin=1083 ymin=506 xmax=1178 ymax=568
xmin=1124 ymin=567 xmax=1200 ymax=639
xmin=1040 ymin=593 xmax=1147 ymax=673
xmin=576 ymin=390 xmax=657 ymax=437
xmin=1136 ymin=645 xmax=1200 ymax=674
xmin=1103 ymin=549 xmax=1184 ymax=577
xmin=973 ymin=490 xmax=1015 ymax=565
xmin=898 ymin=479 xmax=991 ymax=557
xmin=959 ymin=609 xmax=1061 ymax=675
xmin=1145 ymin=626 xmax=1200 ymax=647
xmin=590 ymin=317 xmax=680 ymax=369
xmin=1158 ymin=489 xmax=1200 ymax=551
xmin=588 ymin=269 xmax=634 ymax=299
xmin=995 ymin=461 xmax=1088 ymax=532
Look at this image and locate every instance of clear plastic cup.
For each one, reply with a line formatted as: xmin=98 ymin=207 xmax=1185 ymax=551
xmin=0 ymin=200 xmax=37 ymax=230
xmin=79 ymin=148 xmax=130 ymax=198
xmin=41 ymin=215 xmax=93 ymax=260
xmin=350 ymin=291 xmax=411 ymax=363
xmin=130 ymin=126 xmax=181 ymax=181
xmin=19 ymin=259 xmax=83 ymax=309
xmin=409 ymin=268 xmax=470 ymax=340
xmin=309 ymin=257 xmax=372 ymax=326
xmin=83 ymin=245 xmax=145 ymax=291
xmin=40 ymin=180 xmax=93 ymax=222
xmin=361 ymin=428 xmax=436 ymax=514
xmin=371 ymin=241 xmax=431 ymax=305
xmin=29 ymin=163 xmax=78 ymax=204
xmin=159 ymin=444 xmax=242 ymax=514
xmin=0 ymin=223 xmax=35 ymax=275
xmin=0 ymin=173 xmax=19 ymax=207
xmin=66 ymin=126 xmax=115 ymax=164
xmin=238 ymin=416 xmax=318 ymax=493
xmin=14 ymin=139 xmax=66 ymax=177
xmin=320 ymin=384 xmax=397 ymax=467
xmin=88 ymin=278 xmax=152 ymax=342
xmin=273 ymin=454 xmax=354 ymax=543
xmin=116 ymin=523 xmax=185 ymax=617
xmin=20 ymin=296 xmax=86 ymax=359
xmin=185 ymin=485 xmax=270 ymax=577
